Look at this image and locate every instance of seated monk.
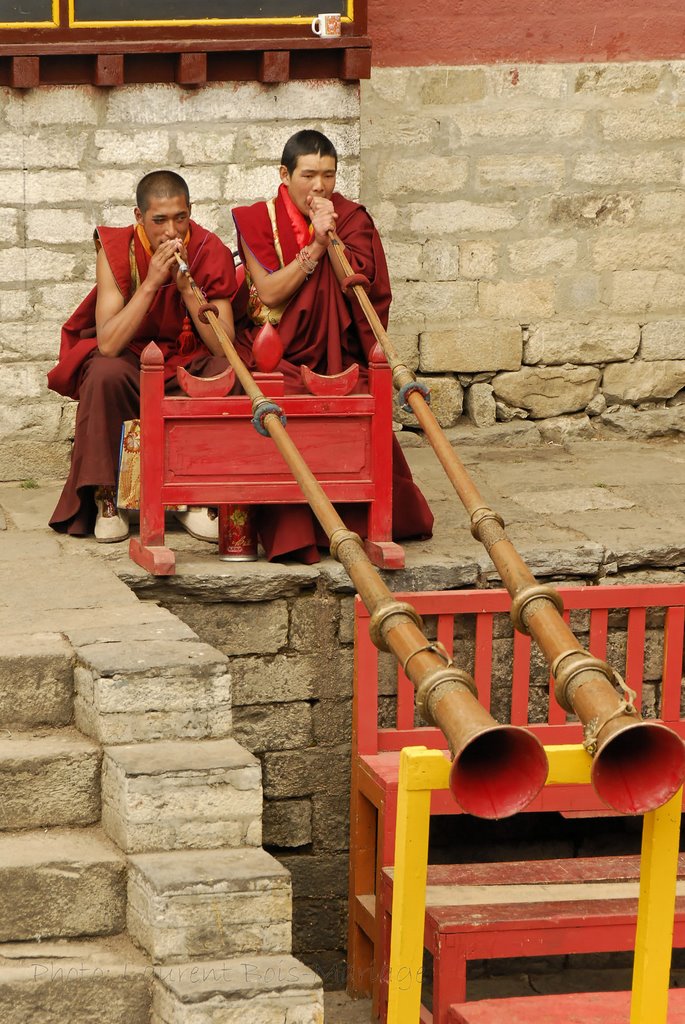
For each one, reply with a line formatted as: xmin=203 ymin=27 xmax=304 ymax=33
xmin=232 ymin=129 xmax=434 ymax=563
xmin=48 ymin=170 xmax=237 ymax=543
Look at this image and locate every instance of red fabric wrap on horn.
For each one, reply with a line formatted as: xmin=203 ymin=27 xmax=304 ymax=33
xmin=341 ymin=273 xmax=371 ymax=295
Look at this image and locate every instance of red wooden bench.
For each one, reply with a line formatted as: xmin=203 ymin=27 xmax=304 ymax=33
xmin=128 ymin=340 xmax=402 ymax=575
xmin=347 ymin=584 xmax=685 ymax=1011
xmin=380 ymin=855 xmax=685 ymax=1024
xmin=448 ymin=988 xmax=685 ymax=1023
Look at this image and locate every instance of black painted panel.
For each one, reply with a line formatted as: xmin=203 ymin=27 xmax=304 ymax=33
xmin=73 ymin=0 xmax=347 ymax=21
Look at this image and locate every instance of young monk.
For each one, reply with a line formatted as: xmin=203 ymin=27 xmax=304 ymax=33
xmin=232 ymin=129 xmax=433 ymax=563
xmin=48 ymin=170 xmax=237 ymax=543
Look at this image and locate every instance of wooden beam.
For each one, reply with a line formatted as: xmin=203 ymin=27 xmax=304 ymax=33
xmin=176 ymin=52 xmax=207 ymax=86
xmin=94 ymin=53 xmax=124 ymax=86
xmin=341 ymin=47 xmax=371 ymax=80
xmin=10 ymin=55 xmax=39 ymax=89
xmin=259 ymin=50 xmax=290 ymax=83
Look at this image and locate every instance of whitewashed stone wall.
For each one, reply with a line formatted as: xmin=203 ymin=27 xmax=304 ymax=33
xmin=361 ymin=62 xmax=685 ymax=437
xmin=0 ymin=81 xmax=361 ymax=481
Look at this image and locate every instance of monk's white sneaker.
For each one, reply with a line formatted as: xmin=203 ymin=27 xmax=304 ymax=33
xmin=94 ymin=487 xmax=129 ymax=543
xmin=174 ymin=506 xmax=219 ymax=543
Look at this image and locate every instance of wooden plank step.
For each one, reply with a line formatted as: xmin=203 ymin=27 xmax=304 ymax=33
xmin=383 ymin=855 xmax=685 ymax=931
xmin=449 ymin=988 xmax=685 ymax=1023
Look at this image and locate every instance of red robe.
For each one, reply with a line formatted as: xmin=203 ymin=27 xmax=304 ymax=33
xmin=48 ymin=221 xmax=236 ymax=400
xmin=48 ymin=222 xmax=236 ymax=535
xmin=232 ymin=190 xmax=433 ymax=562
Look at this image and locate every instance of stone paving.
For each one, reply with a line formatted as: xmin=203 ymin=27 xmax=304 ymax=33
xmin=2 ymin=433 xmax=685 ymax=1021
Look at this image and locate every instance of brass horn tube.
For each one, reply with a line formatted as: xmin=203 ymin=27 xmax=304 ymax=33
xmin=175 ymin=255 xmax=548 ymax=819
xmin=325 ymin=243 xmax=685 ymax=815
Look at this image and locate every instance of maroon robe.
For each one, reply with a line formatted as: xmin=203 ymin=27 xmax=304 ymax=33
xmin=48 ymin=222 xmax=236 ymax=535
xmin=232 ymin=190 xmax=433 ymax=563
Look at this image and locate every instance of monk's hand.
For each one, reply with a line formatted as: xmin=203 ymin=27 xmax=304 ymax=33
xmin=147 ymin=238 xmax=183 ymax=290
xmin=307 ymin=195 xmax=337 ymax=247
xmin=173 ymin=242 xmax=191 ymax=294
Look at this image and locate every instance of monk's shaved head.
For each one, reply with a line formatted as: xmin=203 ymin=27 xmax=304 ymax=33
xmin=281 ymin=130 xmax=337 ymax=175
xmin=136 ymin=170 xmax=190 ymax=213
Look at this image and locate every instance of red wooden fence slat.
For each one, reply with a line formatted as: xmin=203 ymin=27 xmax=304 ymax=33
xmin=396 ymin=663 xmax=414 ymax=731
xmin=510 ymin=629 xmax=531 ymax=725
xmin=624 ymin=607 xmax=646 ymax=709
xmin=474 ymin=612 xmax=494 ymax=713
xmin=589 ymin=607 xmax=609 ymax=662
xmin=662 ymin=605 xmax=685 ymax=723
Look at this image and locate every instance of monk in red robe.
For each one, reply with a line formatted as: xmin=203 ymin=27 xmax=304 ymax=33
xmin=48 ymin=170 xmax=236 ymax=543
xmin=232 ymin=129 xmax=433 ymax=563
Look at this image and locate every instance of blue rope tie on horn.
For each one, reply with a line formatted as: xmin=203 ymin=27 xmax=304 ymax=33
xmin=252 ymin=401 xmax=287 ymax=437
xmin=398 ymin=380 xmax=431 ymax=414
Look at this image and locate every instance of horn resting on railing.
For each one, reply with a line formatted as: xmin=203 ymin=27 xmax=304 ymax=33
xmin=365 ymin=592 xmax=548 ymax=819
xmin=325 ymin=237 xmax=685 ymax=816
xmin=174 ymin=252 xmax=548 ymax=820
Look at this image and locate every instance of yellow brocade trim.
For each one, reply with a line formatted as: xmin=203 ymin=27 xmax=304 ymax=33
xmin=246 ymin=197 xmax=289 ymax=327
xmin=128 ymin=238 xmax=141 ymax=296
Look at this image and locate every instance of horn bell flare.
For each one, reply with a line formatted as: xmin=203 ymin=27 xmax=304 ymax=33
xmin=449 ymin=725 xmax=549 ymax=820
xmin=591 ymin=720 xmax=685 ymax=815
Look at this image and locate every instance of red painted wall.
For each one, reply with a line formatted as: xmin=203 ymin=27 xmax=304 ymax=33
xmin=368 ymin=0 xmax=685 ymax=66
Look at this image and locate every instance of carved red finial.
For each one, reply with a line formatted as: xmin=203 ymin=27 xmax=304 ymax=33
xmin=141 ymin=341 xmax=164 ymax=367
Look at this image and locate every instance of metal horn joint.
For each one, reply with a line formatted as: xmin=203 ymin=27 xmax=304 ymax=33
xmin=368 ymin=599 xmax=424 ymax=652
xmin=328 ymin=528 xmax=363 ymax=562
xmin=415 ymin=666 xmax=478 ymax=727
xmin=551 ymin=647 xmax=616 ymax=713
xmin=469 ymin=506 xmax=505 ymax=541
xmin=510 ymin=583 xmax=564 ymax=635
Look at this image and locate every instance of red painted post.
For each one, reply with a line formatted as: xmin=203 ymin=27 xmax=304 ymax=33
xmin=138 ymin=342 xmax=166 ymax=548
xmin=365 ymin=343 xmax=404 ymax=568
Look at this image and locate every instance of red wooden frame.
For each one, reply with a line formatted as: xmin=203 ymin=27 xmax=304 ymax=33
xmin=347 ymin=584 xmax=685 ymax=1010
xmin=128 ymin=340 xmax=402 ymax=575
xmin=380 ymin=856 xmax=685 ymax=1024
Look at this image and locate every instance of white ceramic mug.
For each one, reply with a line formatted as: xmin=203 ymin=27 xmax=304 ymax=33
xmin=311 ymin=13 xmax=341 ymax=38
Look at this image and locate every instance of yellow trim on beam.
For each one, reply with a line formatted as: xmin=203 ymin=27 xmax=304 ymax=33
xmin=68 ymin=0 xmax=353 ymax=29
xmin=404 ymin=747 xmax=451 ymax=791
xmin=544 ymin=743 xmax=593 ymax=785
xmin=0 ymin=0 xmax=59 ymax=29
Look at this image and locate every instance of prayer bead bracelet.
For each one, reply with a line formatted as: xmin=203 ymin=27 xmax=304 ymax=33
xmin=295 ymin=246 xmax=319 ymax=276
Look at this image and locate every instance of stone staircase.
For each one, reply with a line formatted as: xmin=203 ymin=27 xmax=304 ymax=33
xmin=0 ymin=548 xmax=324 ymax=1024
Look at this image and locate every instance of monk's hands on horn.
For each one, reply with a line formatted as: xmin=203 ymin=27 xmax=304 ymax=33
xmin=147 ymin=238 xmax=185 ymax=291
xmin=307 ymin=195 xmax=337 ymax=248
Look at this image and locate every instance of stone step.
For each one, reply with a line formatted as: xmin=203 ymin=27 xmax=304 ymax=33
xmin=128 ymin=847 xmax=292 ymax=963
xmin=74 ymin=639 xmax=232 ymax=744
xmin=152 ymin=953 xmax=323 ymax=1024
xmin=0 ymin=934 xmax=152 ymax=1024
xmin=0 ymin=728 xmax=101 ymax=831
xmin=0 ymin=828 xmax=126 ymax=941
xmin=102 ymin=738 xmax=262 ymax=853
xmin=0 ymin=633 xmax=73 ymax=728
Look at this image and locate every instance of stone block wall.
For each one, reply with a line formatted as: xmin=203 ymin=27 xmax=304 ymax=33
xmin=0 ymin=81 xmax=361 ymax=482
xmin=360 ymin=61 xmax=685 ymax=436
